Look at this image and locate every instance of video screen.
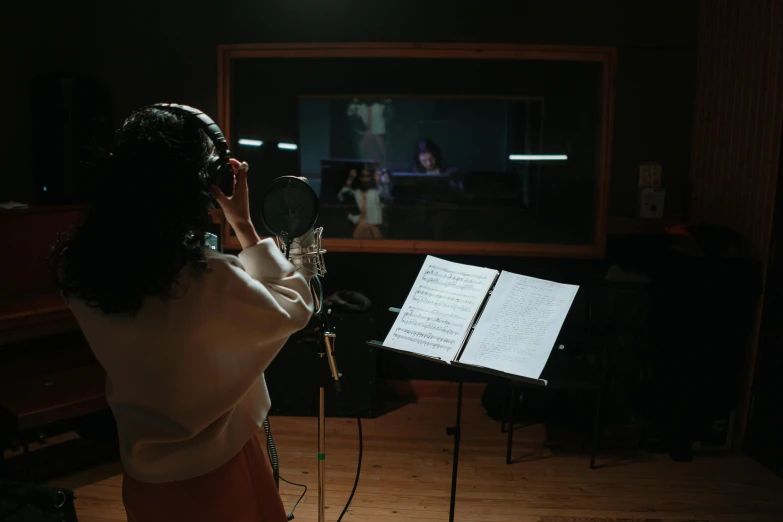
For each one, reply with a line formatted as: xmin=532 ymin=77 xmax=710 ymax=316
xmin=297 ymin=96 xmax=586 ymax=242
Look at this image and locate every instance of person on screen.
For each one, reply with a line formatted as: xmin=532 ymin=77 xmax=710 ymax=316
xmin=50 ymin=105 xmax=313 ymax=522
xmin=413 ymin=138 xmax=448 ymax=175
xmin=337 ymin=164 xmax=385 ymax=239
xmin=413 ymin=138 xmax=466 ymax=194
xmin=346 ymin=98 xmax=393 ymax=167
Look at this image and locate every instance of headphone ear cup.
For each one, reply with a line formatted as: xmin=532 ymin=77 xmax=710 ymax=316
xmin=214 ymin=160 xmax=235 ymax=197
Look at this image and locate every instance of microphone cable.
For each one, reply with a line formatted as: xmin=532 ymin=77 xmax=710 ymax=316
xmin=264 ymin=416 xmax=307 ymax=521
xmin=263 ymin=393 xmax=363 ymax=522
xmin=264 ymin=417 xmax=280 ymax=489
xmin=263 ymin=314 xmax=363 ymax=520
xmin=336 ymin=415 xmax=362 ymax=522
xmin=274 ymin=245 xmax=363 ymax=520
xmin=324 ymin=294 xmax=370 ymax=521
xmin=324 ymin=305 xmax=369 ymax=521
xmin=280 ymin=476 xmax=308 ymax=521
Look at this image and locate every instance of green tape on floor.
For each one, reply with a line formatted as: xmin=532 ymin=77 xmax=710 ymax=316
xmin=318 ymin=453 xmax=325 ymax=460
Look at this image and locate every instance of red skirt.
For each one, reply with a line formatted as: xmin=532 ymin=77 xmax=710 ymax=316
xmin=122 ymin=431 xmax=287 ymax=522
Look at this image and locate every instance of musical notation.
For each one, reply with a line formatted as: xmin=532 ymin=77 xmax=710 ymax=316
xmin=399 ymin=309 xmax=462 ymax=337
xmin=409 ymin=305 xmax=463 ymax=320
xmin=383 ymin=256 xmax=498 ymax=360
xmin=410 ymin=294 xmax=472 ymax=314
xmin=417 ymin=286 xmax=475 ymax=305
xmin=459 ymin=271 xmax=579 ymax=380
xmin=390 ymin=328 xmax=454 ymax=347
xmin=388 ymin=334 xmax=446 ymax=350
xmin=421 ymin=266 xmax=487 ymax=291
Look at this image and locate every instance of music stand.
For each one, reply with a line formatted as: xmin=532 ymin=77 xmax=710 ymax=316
xmin=367 ymin=307 xmax=549 ymax=522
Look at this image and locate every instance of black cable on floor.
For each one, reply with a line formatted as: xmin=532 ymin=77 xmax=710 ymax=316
xmin=280 ymin=476 xmax=307 ymax=521
xmin=264 ymin=417 xmax=306 ymax=520
xmin=336 ymin=416 xmax=363 ymax=522
xmin=265 ymin=296 xmax=365 ymax=521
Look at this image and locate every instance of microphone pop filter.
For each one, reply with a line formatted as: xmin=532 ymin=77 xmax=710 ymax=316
xmin=259 ymin=176 xmax=319 ymax=241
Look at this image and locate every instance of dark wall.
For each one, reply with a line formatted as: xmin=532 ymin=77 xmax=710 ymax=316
xmin=5 ymin=0 xmax=700 ymax=378
xmin=689 ymin=0 xmax=783 ymax=454
xmin=5 ymin=0 xmax=698 ymax=221
xmin=3 ymin=1 xmax=98 ymax=202
xmin=3 ymin=0 xmax=699 ymax=380
xmin=3 ymin=0 xmax=695 ymax=359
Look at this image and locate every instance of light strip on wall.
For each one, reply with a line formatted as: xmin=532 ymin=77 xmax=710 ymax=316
xmin=238 ymin=139 xmax=264 ymax=147
xmin=278 ymin=142 xmax=298 ymax=151
xmin=509 ymin=154 xmax=568 ymax=161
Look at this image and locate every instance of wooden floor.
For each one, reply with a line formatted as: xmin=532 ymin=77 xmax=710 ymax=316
xmin=54 ymin=391 xmax=782 ymax=522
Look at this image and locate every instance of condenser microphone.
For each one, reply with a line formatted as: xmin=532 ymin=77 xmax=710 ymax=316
xmin=260 ymin=176 xmax=339 ymax=386
xmin=259 ymin=176 xmax=326 ymax=279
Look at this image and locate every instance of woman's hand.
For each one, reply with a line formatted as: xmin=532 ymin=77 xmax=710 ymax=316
xmin=211 ymin=159 xmax=261 ymax=250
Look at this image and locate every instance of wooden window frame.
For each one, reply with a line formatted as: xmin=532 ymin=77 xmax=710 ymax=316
xmin=217 ymin=42 xmax=617 ymax=258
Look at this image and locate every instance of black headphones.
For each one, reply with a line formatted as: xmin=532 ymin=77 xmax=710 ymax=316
xmin=151 ymin=103 xmax=235 ymax=197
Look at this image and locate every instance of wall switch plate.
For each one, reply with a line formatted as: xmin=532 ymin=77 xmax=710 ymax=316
xmin=639 ymin=187 xmax=665 ymax=218
xmin=639 ymin=164 xmax=651 ymax=187
xmin=650 ymin=163 xmax=662 ymax=187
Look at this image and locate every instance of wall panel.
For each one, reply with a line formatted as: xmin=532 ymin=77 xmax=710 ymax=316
xmin=690 ymin=0 xmax=783 ymax=261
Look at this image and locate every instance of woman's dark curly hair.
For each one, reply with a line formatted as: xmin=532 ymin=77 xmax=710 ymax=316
xmin=50 ymin=105 xmax=216 ymax=315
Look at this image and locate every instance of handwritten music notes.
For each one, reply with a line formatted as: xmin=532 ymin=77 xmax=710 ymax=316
xmin=458 ymin=271 xmax=579 ymax=380
xmin=383 ymin=256 xmax=498 ymax=361
xmin=380 ymin=256 xmax=578 ymax=382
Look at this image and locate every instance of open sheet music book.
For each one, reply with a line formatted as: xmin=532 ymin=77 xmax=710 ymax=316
xmin=381 ymin=256 xmax=579 ymax=383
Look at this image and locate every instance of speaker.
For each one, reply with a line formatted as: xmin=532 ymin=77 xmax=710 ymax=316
xmin=265 ymin=309 xmax=380 ymax=418
xmin=32 ymin=71 xmax=113 ymax=204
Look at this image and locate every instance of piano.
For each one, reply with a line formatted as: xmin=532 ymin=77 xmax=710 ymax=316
xmin=0 ymin=205 xmax=230 ymax=479
xmin=0 ymin=205 xmax=109 ymax=479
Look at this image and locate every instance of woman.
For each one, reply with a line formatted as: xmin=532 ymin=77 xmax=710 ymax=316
xmin=346 ymin=98 xmax=392 ymax=167
xmin=412 ymin=138 xmax=446 ymax=175
xmin=50 ymin=106 xmax=313 ymax=522
xmin=337 ymin=165 xmax=385 ymax=239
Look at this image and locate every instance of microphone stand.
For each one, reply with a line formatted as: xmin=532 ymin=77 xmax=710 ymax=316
xmin=280 ymin=229 xmax=336 ymax=522
xmin=311 ymin=281 xmax=340 ymax=522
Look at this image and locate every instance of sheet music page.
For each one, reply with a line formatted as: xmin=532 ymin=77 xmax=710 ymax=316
xmin=382 ymin=256 xmax=498 ymax=361
xmin=458 ymin=271 xmax=579 ymax=379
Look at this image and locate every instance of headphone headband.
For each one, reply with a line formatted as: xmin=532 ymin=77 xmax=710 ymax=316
xmin=150 ymin=103 xmax=230 ymax=157
xmin=147 ymin=102 xmax=234 ymax=197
